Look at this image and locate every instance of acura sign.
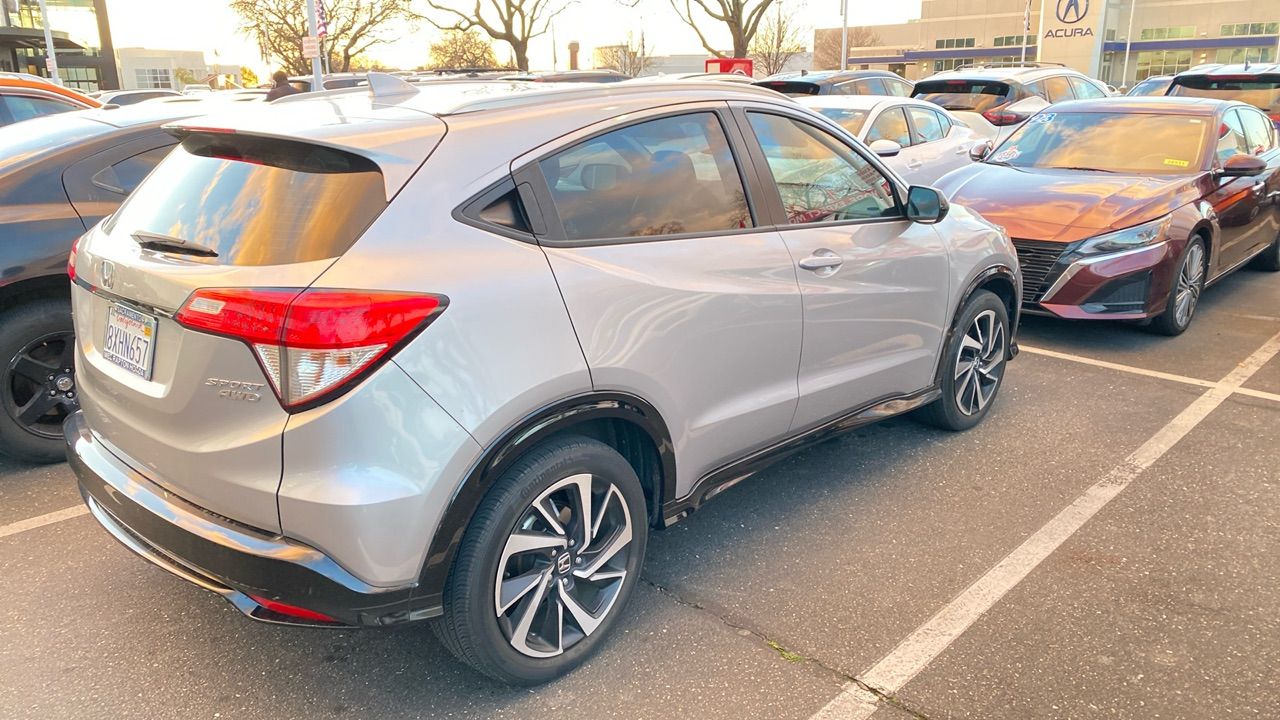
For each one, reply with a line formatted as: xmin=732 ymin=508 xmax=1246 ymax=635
xmin=1038 ymin=0 xmax=1107 ymax=76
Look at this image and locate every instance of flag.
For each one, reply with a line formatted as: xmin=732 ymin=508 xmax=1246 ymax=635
xmin=1023 ymin=0 xmax=1032 ymax=32
xmin=316 ymin=0 xmax=329 ymax=37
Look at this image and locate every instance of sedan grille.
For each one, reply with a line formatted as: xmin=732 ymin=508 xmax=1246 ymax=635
xmin=1012 ymin=239 xmax=1068 ymax=305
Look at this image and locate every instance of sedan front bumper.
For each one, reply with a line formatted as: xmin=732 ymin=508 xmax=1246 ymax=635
xmin=65 ymin=411 xmax=438 ymax=627
xmin=1034 ymin=241 xmax=1176 ymax=320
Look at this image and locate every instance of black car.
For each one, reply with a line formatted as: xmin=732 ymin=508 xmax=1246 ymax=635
xmin=1167 ymin=63 xmax=1280 ymax=129
xmin=753 ymin=69 xmax=913 ymax=97
xmin=0 ymin=103 xmax=212 ymax=462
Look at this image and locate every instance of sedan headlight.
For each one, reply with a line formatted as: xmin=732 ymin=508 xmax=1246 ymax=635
xmin=1078 ymin=215 xmax=1172 ymax=255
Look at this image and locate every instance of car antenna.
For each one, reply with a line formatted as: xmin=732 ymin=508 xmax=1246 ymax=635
xmin=366 ymin=71 xmax=416 ymax=98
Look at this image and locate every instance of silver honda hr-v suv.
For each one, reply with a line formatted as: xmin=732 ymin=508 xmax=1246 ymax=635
xmin=66 ymin=76 xmax=1020 ymax=685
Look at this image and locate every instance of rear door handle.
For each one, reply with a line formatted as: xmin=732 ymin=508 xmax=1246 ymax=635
xmin=798 ymin=250 xmax=843 ymax=274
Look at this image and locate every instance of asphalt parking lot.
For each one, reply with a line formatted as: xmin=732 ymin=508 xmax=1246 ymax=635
xmin=2 ymin=269 xmax=1277 ymax=720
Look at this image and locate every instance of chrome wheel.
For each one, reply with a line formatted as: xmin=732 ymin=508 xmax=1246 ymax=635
xmin=1174 ymin=243 xmax=1205 ymax=329
xmin=953 ymin=309 xmax=1005 ymax=416
xmin=495 ymin=473 xmax=634 ymax=658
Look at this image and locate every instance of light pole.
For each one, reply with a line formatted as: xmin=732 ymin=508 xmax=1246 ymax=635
xmin=1120 ymin=0 xmax=1137 ymax=88
xmin=840 ymin=0 xmax=849 ymax=71
xmin=305 ymin=0 xmax=323 ymax=91
xmin=36 ymin=0 xmax=62 ymax=85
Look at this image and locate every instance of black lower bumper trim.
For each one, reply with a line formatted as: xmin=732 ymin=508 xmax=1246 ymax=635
xmin=65 ymin=411 xmax=441 ymax=627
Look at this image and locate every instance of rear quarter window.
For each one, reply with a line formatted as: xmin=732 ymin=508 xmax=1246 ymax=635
xmin=105 ymin=133 xmax=388 ymax=266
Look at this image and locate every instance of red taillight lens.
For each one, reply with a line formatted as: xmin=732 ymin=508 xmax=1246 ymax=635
xmin=247 ymin=594 xmax=339 ymax=623
xmin=982 ymin=108 xmax=1031 ymax=126
xmin=175 ymin=288 xmax=445 ymax=410
xmin=68 ymin=236 xmax=81 ymax=281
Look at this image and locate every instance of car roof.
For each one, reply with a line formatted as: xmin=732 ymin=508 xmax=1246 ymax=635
xmin=1173 ymin=63 xmax=1280 ymax=79
xmin=1037 ymin=96 xmax=1232 ymax=115
xmin=0 ymin=75 xmax=102 ymax=106
xmin=758 ymin=69 xmax=900 ymax=85
xmin=921 ymin=65 xmax=1080 ymax=84
xmin=798 ymin=95 xmax=935 ymax=113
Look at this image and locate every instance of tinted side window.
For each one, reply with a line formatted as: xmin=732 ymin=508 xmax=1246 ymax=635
xmin=1043 ymin=76 xmax=1074 ymax=102
xmin=832 ymin=81 xmax=858 ymax=96
xmin=539 ymin=112 xmax=752 ymax=241
xmin=885 ymin=78 xmax=912 ymax=97
xmin=933 ymin=109 xmax=953 ymax=135
xmin=747 ymin=112 xmax=898 ymax=224
xmin=113 ymin=145 xmax=174 ymax=193
xmin=867 ymin=107 xmax=911 ymax=145
xmin=1068 ymin=77 xmax=1106 ymax=99
xmin=907 ymin=107 xmax=945 ymax=143
xmin=1217 ymin=110 xmax=1251 ymax=162
xmin=1238 ymin=109 xmax=1277 ymax=154
xmin=3 ymin=95 xmax=75 ymax=123
xmin=858 ymin=78 xmax=890 ymax=95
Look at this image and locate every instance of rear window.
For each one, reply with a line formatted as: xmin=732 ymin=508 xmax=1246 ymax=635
xmin=757 ymin=81 xmax=820 ymax=96
xmin=1169 ymin=76 xmax=1280 ymax=114
xmin=105 ymin=133 xmax=387 ymax=266
xmin=912 ymin=80 xmax=1011 ymax=112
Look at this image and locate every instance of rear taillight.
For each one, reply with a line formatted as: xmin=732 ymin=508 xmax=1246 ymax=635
xmin=982 ymin=108 xmax=1032 ymax=126
xmin=68 ymin=236 xmax=81 ymax=281
xmin=175 ymin=287 xmax=445 ymax=410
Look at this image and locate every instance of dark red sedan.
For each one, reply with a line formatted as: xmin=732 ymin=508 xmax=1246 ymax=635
xmin=936 ymin=97 xmax=1280 ymax=335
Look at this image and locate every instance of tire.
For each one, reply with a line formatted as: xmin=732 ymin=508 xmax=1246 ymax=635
xmin=0 ymin=298 xmax=78 ymax=464
xmin=913 ymin=289 xmax=1009 ymax=432
xmin=1149 ymin=237 xmax=1206 ymax=336
xmin=434 ymin=435 xmax=648 ymax=685
xmin=1249 ymin=229 xmax=1280 ymax=272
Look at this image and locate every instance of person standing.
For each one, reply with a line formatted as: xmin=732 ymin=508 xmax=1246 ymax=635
xmin=265 ymin=71 xmax=301 ymax=101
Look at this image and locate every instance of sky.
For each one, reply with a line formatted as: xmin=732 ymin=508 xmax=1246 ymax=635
xmin=105 ymin=0 xmax=923 ymax=75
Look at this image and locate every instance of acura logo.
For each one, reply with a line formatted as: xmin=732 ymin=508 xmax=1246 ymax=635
xmin=100 ymin=259 xmax=115 ymax=290
xmin=1056 ymin=0 xmax=1088 ymax=24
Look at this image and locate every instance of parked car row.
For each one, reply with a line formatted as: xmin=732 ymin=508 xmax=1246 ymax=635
xmin=0 ymin=62 xmax=1276 ymax=688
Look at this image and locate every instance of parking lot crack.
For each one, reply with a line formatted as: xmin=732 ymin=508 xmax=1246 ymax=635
xmin=641 ymin=576 xmax=935 ymax=719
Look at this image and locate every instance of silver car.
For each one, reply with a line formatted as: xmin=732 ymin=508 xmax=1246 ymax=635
xmin=66 ymin=77 xmax=1020 ymax=685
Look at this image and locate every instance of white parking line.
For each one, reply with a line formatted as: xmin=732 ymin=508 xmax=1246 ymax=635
xmin=0 ymin=505 xmax=88 ymax=540
xmin=1021 ymin=345 xmax=1280 ymax=404
xmin=813 ymin=330 xmax=1280 ymax=720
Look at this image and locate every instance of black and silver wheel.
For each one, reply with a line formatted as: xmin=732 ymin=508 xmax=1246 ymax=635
xmin=914 ymin=289 xmax=1009 ymax=431
xmin=435 ymin=435 xmax=647 ymax=685
xmin=1151 ymin=238 xmax=1205 ymax=336
xmin=0 ymin=299 xmax=78 ymax=464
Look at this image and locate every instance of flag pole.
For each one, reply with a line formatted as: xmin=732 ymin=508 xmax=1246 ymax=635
xmin=36 ymin=0 xmax=62 ymax=85
xmin=305 ymin=0 xmax=323 ymax=90
xmin=840 ymin=0 xmax=849 ymax=71
xmin=1020 ymin=0 xmax=1031 ymax=64
xmin=1120 ymin=0 xmax=1136 ymax=88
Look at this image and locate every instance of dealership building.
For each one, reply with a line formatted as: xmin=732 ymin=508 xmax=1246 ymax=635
xmin=815 ymin=0 xmax=1279 ymax=87
xmin=0 ymin=0 xmax=118 ymax=90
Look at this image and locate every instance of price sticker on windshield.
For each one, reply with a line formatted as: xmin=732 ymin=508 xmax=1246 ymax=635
xmin=1163 ymin=158 xmax=1190 ymax=168
xmin=1029 ymin=113 xmax=1056 ymax=124
xmin=992 ymin=147 xmax=1021 ymax=163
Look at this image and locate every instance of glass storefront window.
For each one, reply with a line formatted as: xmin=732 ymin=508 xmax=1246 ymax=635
xmin=1135 ymin=50 xmax=1192 ymax=81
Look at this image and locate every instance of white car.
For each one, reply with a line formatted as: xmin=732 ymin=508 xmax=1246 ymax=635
xmin=799 ymin=96 xmax=985 ymax=186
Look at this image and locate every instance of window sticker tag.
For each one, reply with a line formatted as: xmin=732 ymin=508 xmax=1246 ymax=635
xmin=1029 ymin=113 xmax=1055 ymax=124
xmin=1163 ymin=158 xmax=1189 ymax=168
xmin=992 ymin=147 xmax=1021 ymax=163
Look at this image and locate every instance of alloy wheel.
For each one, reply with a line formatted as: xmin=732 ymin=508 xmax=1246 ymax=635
xmin=494 ymin=473 xmax=634 ymax=658
xmin=4 ymin=331 xmax=78 ymax=440
xmin=1174 ymin=243 xmax=1205 ymax=329
xmin=953 ymin=309 xmax=1005 ymax=416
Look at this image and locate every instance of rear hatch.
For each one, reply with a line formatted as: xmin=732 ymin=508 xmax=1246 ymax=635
xmin=1168 ymin=72 xmax=1280 ymax=127
xmin=913 ymin=78 xmax=1012 ymax=113
xmin=72 ymin=129 xmax=421 ymax=532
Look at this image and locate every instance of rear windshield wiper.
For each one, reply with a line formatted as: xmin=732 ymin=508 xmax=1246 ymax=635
xmin=131 ymin=230 xmax=219 ymax=258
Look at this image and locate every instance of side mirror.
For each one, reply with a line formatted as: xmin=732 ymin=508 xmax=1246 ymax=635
xmin=1217 ymin=153 xmax=1266 ymax=178
xmin=969 ymin=140 xmax=993 ymax=161
xmin=906 ymin=185 xmax=949 ymax=224
xmin=868 ymin=139 xmax=902 ymax=157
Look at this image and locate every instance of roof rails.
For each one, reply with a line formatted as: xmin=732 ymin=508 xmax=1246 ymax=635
xmin=949 ymin=61 xmax=1066 ymax=72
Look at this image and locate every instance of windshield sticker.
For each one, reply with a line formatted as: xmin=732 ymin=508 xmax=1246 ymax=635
xmin=992 ymin=147 xmax=1021 ymax=163
xmin=1029 ymin=113 xmax=1055 ymax=124
xmin=1163 ymin=158 xmax=1190 ymax=168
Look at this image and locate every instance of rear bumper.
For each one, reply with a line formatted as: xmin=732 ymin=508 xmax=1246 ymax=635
xmin=65 ymin=411 xmax=441 ymax=627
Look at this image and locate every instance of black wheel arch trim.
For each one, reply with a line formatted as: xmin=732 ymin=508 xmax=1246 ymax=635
xmin=938 ymin=264 xmax=1021 ymax=387
xmin=414 ymin=391 xmax=676 ymax=609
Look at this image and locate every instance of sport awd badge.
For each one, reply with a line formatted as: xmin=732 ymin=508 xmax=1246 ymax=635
xmin=206 ymin=378 xmax=266 ymax=402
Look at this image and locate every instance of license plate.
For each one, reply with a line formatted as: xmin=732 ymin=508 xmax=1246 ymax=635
xmin=102 ymin=304 xmax=157 ymax=380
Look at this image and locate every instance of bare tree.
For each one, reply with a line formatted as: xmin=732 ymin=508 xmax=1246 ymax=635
xmin=813 ymin=26 xmax=882 ymax=70
xmin=230 ymin=0 xmax=417 ymax=75
xmin=594 ymin=32 xmax=652 ymax=76
xmin=669 ymin=0 xmax=780 ymax=58
xmin=428 ymin=29 xmax=501 ymax=69
xmin=420 ymin=0 xmax=568 ymax=72
xmin=748 ymin=3 xmax=804 ymax=76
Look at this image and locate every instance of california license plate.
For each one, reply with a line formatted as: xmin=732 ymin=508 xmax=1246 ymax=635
xmin=102 ymin=304 xmax=157 ymax=380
